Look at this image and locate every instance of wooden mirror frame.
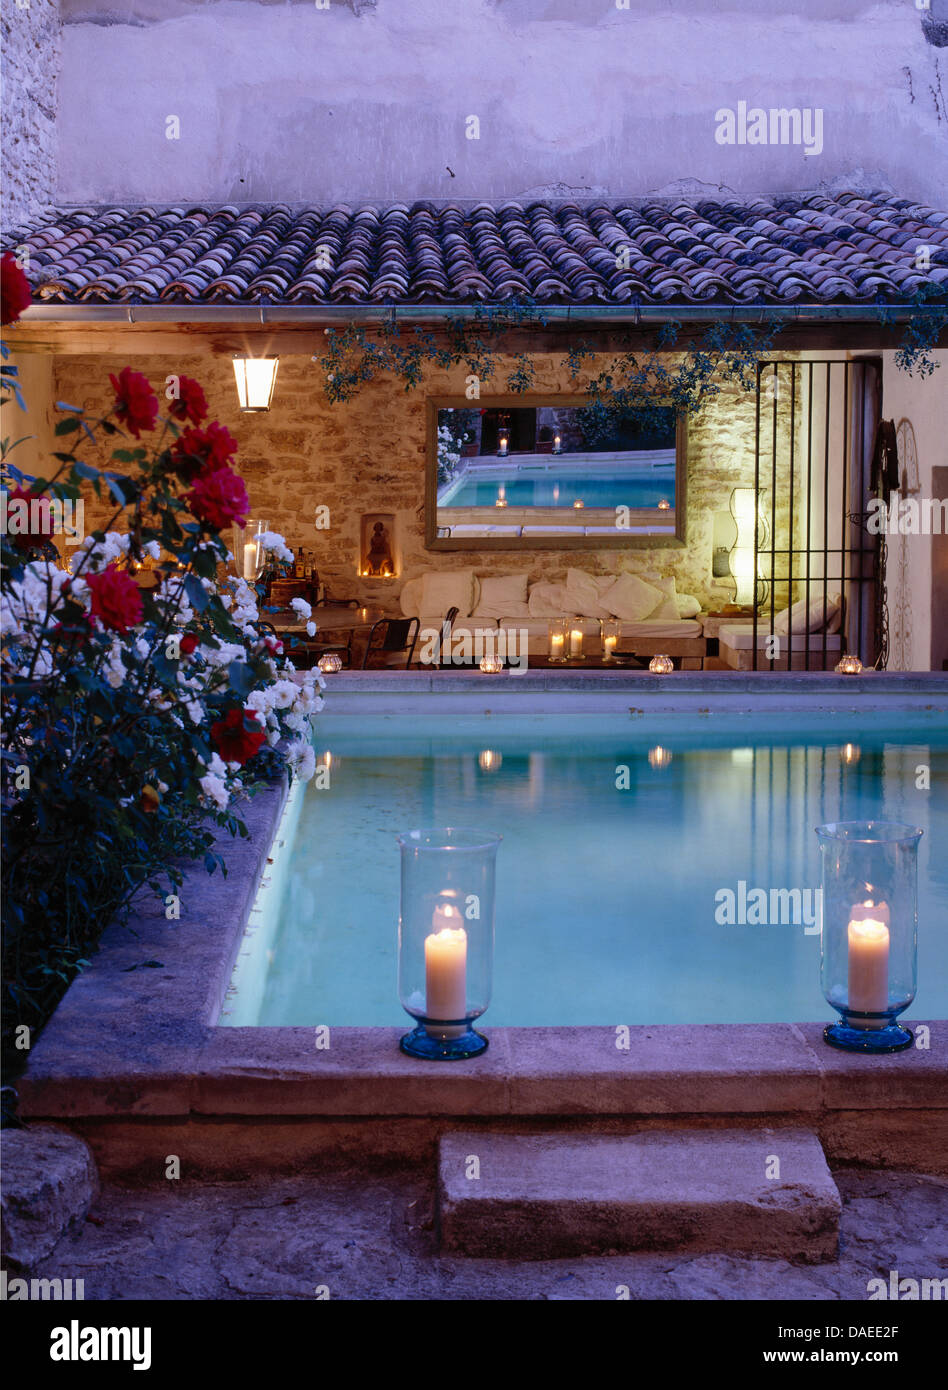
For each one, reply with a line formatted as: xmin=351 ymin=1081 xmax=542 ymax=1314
xmin=425 ymin=394 xmax=687 ymax=551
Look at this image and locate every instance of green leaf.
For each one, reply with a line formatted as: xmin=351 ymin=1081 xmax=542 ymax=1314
xmin=184 ymin=573 xmax=209 ymax=612
xmin=227 ymin=659 xmax=253 ymax=698
xmin=54 ymin=418 xmax=81 ymax=436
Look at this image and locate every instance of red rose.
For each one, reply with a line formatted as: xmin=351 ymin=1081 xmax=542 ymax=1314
xmin=1 ymin=252 xmax=32 ymax=325
xmin=210 ymin=706 xmax=266 ymax=766
xmin=109 ymin=366 xmax=159 ymax=439
xmin=179 ymin=633 xmax=199 ymax=655
xmin=86 ymin=563 xmax=144 ymax=634
xmin=2 ymin=485 xmax=54 ymax=550
xmin=168 ymin=421 xmax=237 ymax=483
xmin=167 ymin=375 xmax=208 ymax=427
xmin=187 ymin=464 xmax=250 ymax=531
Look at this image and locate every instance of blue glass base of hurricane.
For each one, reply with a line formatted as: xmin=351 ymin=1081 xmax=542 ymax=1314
xmin=823 ymin=1019 xmax=913 ymax=1053
xmin=399 ymin=1024 xmax=489 ymax=1060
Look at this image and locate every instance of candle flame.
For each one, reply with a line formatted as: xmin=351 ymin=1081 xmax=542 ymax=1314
xmin=849 ymin=916 xmax=888 ymax=943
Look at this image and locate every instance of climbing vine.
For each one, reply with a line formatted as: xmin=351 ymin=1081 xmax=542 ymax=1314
xmin=313 ymin=289 xmax=947 ymax=418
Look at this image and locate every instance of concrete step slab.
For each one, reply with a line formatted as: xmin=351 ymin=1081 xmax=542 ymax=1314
xmin=438 ymin=1127 xmax=840 ymax=1261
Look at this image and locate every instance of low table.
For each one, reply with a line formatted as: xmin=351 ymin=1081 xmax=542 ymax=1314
xmin=527 ymin=655 xmax=646 ymax=670
xmin=267 ymin=603 xmax=385 ymax=636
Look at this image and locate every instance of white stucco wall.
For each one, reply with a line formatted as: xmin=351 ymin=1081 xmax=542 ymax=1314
xmin=51 ymin=0 xmax=948 ymax=209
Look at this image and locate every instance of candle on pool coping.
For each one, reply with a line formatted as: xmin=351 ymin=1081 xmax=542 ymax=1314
xmin=425 ymin=903 xmax=467 ymax=1038
xmin=603 ymin=634 xmax=618 ymax=658
xmin=570 ymin=625 xmax=583 ymax=657
xmin=243 ymin=540 xmax=257 ymax=580
xmin=848 ymin=900 xmax=890 ymax=1028
xmin=550 ymin=632 xmax=565 ymax=657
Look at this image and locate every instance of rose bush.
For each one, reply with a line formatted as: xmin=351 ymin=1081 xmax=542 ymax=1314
xmin=1 ymin=357 xmax=321 ymax=1067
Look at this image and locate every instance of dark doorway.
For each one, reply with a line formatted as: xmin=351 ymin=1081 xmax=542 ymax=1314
xmin=479 ymin=408 xmax=537 ymax=454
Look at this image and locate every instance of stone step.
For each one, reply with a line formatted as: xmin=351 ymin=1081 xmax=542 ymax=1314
xmin=438 ymin=1127 xmax=841 ymax=1261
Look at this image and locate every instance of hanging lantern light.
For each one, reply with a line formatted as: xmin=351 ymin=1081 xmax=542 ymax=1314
xmin=233 ymin=355 xmax=279 ymax=412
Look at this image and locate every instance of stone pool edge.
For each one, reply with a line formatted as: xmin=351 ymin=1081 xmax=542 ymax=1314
xmin=16 ymin=675 xmax=948 ymax=1176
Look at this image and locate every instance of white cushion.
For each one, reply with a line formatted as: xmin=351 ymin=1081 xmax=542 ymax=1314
xmin=418 ymin=569 xmax=478 ymax=618
xmin=676 ymin=592 xmax=701 ymax=619
xmin=399 ymin=576 xmax=425 ymax=617
xmin=719 ymin=622 xmax=843 ymax=652
xmin=638 ymin=574 xmax=680 ymax=621
xmin=565 ymin=568 xmax=615 ymax=619
xmin=773 ymin=591 xmax=841 ymax=635
xmin=473 ymin=573 xmax=530 ymax=618
xmin=528 ymin=582 xmax=572 ymax=617
xmin=600 ymin=572 xmax=663 ymax=622
xmin=622 ymin=619 xmax=702 ymax=640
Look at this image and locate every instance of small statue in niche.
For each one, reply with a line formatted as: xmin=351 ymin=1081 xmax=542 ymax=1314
xmin=365 ymin=520 xmax=394 ymax=577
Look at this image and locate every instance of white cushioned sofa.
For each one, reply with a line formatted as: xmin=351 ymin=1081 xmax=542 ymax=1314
xmin=399 ymin=568 xmax=707 ymax=663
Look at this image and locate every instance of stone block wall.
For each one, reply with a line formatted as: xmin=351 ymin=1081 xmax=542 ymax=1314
xmin=1 ymin=0 xmax=61 ymax=235
xmin=50 ymin=348 xmax=802 ymax=612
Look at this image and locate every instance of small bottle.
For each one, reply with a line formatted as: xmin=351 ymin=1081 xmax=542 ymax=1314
xmin=304 ymin=552 xmax=313 ymax=581
xmin=294 ymin=546 xmax=305 ymax=579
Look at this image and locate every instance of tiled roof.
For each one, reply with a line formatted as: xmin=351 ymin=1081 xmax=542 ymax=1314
xmin=7 ymin=192 xmax=948 ymax=308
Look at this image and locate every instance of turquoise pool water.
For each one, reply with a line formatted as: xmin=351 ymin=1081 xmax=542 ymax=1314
xmin=442 ymin=471 xmax=675 ymax=510
xmin=224 ymin=713 xmax=948 ymax=1027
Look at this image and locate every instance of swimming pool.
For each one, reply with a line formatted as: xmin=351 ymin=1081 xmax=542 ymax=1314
xmin=441 ymin=470 xmax=675 ymax=510
xmin=223 ymin=712 xmax=948 ymax=1028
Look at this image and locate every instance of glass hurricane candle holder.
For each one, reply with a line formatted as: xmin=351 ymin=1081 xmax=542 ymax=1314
xmin=816 ymin=821 xmax=922 ymax=1053
xmin=397 ymin=828 xmax=501 ymax=1060
xmin=317 ymin=652 xmax=343 ymax=674
xmin=835 ymin=654 xmax=864 ymax=675
xmin=568 ymin=618 xmax=585 ymax=660
xmin=649 ymin=653 xmax=674 ymax=674
xmin=479 ymin=654 xmax=504 ymax=673
xmin=232 ymin=519 xmax=269 ymax=582
xmin=601 ymin=618 xmax=621 ymax=661
xmin=548 ymin=617 xmax=568 ymax=663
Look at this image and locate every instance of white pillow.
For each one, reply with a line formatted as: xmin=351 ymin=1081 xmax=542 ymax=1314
xmin=643 ymin=575 xmax=680 ymax=622
xmin=676 ymin=592 xmax=701 ymax=619
xmin=418 ymin=569 xmax=478 ymax=618
xmin=473 ymin=574 xmax=529 ymax=618
xmin=565 ymin=568 xmax=615 ymax=619
xmin=773 ymin=591 xmax=841 ymax=635
xmin=600 ymin=572 xmax=664 ymax=622
xmin=528 ymin=582 xmax=572 ymax=617
xmin=399 ymin=576 xmax=425 ymax=617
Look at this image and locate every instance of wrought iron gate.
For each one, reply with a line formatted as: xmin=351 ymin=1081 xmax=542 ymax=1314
xmin=750 ymin=358 xmax=885 ymax=671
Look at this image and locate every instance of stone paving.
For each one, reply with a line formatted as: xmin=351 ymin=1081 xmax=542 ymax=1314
xmin=22 ymin=1165 xmax=948 ymax=1301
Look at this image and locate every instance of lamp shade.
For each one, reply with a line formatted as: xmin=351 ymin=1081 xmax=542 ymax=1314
xmin=729 ymin=487 xmax=767 ymax=607
xmin=233 ymin=356 xmax=279 ymax=412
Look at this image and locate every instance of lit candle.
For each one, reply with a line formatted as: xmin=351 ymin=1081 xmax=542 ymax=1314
xmin=498 ymin=434 xmax=508 ymax=457
xmin=603 ymin=633 xmax=618 ymax=658
xmin=243 ymin=540 xmax=257 ymax=580
xmin=848 ymin=900 xmax=890 ymax=1028
xmin=569 ymin=625 xmax=583 ymax=657
xmin=425 ymin=903 xmax=467 ymax=1038
xmin=550 ymin=632 xmax=565 ymax=657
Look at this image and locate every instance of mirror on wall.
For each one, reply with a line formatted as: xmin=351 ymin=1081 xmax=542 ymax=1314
xmin=425 ymin=396 xmax=687 ymax=549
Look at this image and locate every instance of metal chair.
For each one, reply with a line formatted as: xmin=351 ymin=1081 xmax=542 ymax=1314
xmin=436 ymin=606 xmax=460 ymax=669
xmin=361 ymin=617 xmax=420 ymax=670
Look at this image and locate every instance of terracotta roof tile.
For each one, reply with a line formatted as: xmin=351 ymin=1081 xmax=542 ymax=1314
xmin=5 ymin=192 xmax=947 ymax=308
